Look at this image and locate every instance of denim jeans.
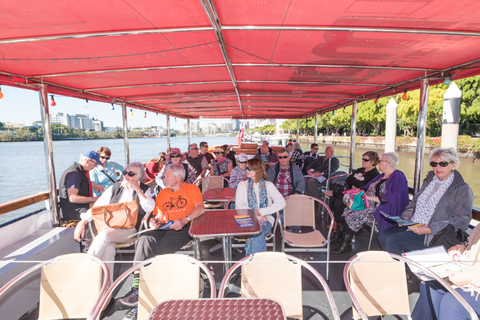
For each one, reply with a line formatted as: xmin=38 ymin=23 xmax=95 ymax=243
xmin=412 ymin=281 xmax=480 ymax=320
xmin=378 ymin=224 xmax=426 ymax=255
xmin=245 ymin=221 xmax=272 ymax=256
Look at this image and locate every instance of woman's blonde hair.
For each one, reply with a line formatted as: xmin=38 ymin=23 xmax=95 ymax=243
xmin=247 ymin=158 xmax=266 ymax=182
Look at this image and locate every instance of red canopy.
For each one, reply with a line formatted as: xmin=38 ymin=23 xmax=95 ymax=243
xmin=1 ymin=0 xmax=480 ymax=119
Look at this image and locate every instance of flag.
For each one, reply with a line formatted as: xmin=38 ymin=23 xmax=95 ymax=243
xmin=237 ymin=122 xmax=244 ymax=146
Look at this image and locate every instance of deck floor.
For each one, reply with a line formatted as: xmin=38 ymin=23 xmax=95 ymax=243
xmin=22 ymin=212 xmax=419 ymax=320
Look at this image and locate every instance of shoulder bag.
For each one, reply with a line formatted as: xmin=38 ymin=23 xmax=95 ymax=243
xmin=427 ymin=223 xmax=468 ymax=250
xmin=91 ymin=200 xmax=139 ymax=233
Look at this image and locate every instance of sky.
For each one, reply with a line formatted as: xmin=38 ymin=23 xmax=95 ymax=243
xmin=0 ymin=85 xmax=238 ymax=131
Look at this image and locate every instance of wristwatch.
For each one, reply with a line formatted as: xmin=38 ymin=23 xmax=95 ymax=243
xmin=185 ymin=216 xmax=191 ymax=223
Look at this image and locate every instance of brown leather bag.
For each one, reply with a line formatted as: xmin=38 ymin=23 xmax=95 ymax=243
xmin=91 ymin=201 xmax=139 ymax=233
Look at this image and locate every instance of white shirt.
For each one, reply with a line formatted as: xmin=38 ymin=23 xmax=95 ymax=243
xmin=80 ymin=180 xmax=155 ymax=221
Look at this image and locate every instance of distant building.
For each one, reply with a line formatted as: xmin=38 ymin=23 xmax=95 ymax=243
xmin=92 ymin=120 xmax=104 ymax=131
xmin=221 ymin=122 xmax=233 ymax=132
xmin=202 ymin=122 xmax=219 ymax=135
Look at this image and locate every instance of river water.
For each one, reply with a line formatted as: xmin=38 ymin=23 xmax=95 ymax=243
xmin=1 ymin=137 xmax=479 ymax=223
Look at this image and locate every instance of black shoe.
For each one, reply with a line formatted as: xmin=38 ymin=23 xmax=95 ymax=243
xmin=116 ymin=288 xmax=138 ymax=310
xmin=331 ymin=233 xmax=352 ymax=254
xmin=123 ymin=308 xmax=138 ymax=320
xmin=330 ymin=231 xmax=343 ymax=243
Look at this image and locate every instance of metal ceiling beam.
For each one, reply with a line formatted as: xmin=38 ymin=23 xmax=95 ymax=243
xmin=237 ymin=80 xmax=388 ymax=86
xmin=232 ymin=63 xmax=434 ymax=72
xmin=84 ymin=81 xmax=232 ymax=92
xmin=143 ymin=99 xmax=333 ymax=106
xmin=200 ymin=0 xmax=244 ymax=118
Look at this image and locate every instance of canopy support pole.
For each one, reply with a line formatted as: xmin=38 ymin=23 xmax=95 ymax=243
xmin=187 ymin=118 xmax=191 ymax=146
xmin=296 ymin=118 xmax=300 ymax=142
xmin=413 ymin=79 xmax=430 ymax=194
xmin=122 ymin=103 xmax=130 ymax=165
xmin=349 ymin=100 xmax=358 ymax=174
xmin=167 ymin=114 xmax=171 ymax=148
xmin=314 ymin=112 xmax=318 ymax=144
xmin=38 ymin=84 xmax=58 ymax=225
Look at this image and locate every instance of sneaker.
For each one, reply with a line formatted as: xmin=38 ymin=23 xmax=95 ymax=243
xmin=115 ymin=288 xmax=138 ymax=310
xmin=123 ymin=308 xmax=138 ymax=320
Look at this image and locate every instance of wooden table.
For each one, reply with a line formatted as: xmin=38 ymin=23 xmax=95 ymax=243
xmin=148 ymin=298 xmax=286 ymax=320
xmin=189 ymin=209 xmax=261 ymax=273
xmin=202 ymin=188 xmax=236 ymax=202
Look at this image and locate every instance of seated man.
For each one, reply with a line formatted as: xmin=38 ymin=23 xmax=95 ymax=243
xmin=267 ymin=148 xmax=305 ymax=197
xmin=304 ymin=146 xmax=339 ymax=201
xmin=257 ymin=140 xmax=273 ymax=155
xmin=254 ymin=144 xmax=278 ymax=171
xmin=302 ymin=143 xmax=319 ymax=174
xmin=116 ymin=164 xmax=204 ymax=320
xmin=184 ymin=143 xmax=208 ymax=183
xmin=58 ymin=150 xmax=103 ymax=221
xmin=199 ymin=141 xmax=214 ymax=164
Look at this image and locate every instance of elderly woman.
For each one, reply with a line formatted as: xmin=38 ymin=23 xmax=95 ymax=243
xmin=229 ymin=153 xmax=248 ymax=188
xmin=236 ymin=158 xmax=286 ymax=255
xmin=210 ymin=146 xmax=233 ymax=179
xmin=290 ymin=142 xmax=303 ymax=167
xmin=332 ymin=152 xmax=409 ymax=254
xmin=89 ymin=146 xmax=124 ymax=196
xmin=74 ymin=162 xmax=154 ymax=283
xmin=412 ymin=224 xmax=480 ymax=320
xmin=379 ymin=148 xmax=473 ymax=255
xmin=324 ymin=151 xmax=380 ymax=243
xmin=144 ymin=152 xmax=166 ymax=182
xmin=156 ymin=148 xmax=196 ymax=189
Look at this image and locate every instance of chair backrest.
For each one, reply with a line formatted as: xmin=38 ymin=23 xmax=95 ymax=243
xmin=284 ymin=194 xmax=315 ymax=228
xmin=137 ymin=254 xmax=202 ymax=320
xmin=201 ymin=176 xmax=228 ymax=194
xmin=345 ymin=251 xmax=410 ymax=319
xmin=240 ymin=252 xmax=303 ymax=319
xmin=39 ymin=253 xmax=107 ymax=319
xmin=326 ymin=172 xmax=349 ymax=190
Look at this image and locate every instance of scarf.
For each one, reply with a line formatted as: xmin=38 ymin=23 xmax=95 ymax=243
xmin=247 ymin=178 xmax=268 ymax=211
xmin=412 ymin=172 xmax=455 ymax=225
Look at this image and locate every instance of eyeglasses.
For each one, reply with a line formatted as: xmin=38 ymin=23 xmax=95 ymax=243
xmin=190 ymin=148 xmax=199 ymax=150
xmin=430 ymin=161 xmax=453 ymax=167
xmin=378 ymin=160 xmax=389 ymax=163
xmin=170 ymin=154 xmax=182 ymax=158
xmin=361 ymin=158 xmax=370 ymax=162
xmin=214 ymin=151 xmax=223 ymax=155
xmin=100 ymin=156 xmax=110 ymax=160
xmin=246 ymin=167 xmax=253 ymax=171
xmin=278 ymin=156 xmax=289 ymax=159
xmin=202 ymin=145 xmax=208 ymax=148
xmin=122 ymin=170 xmax=136 ymax=177
xmin=238 ymin=161 xmax=247 ymax=164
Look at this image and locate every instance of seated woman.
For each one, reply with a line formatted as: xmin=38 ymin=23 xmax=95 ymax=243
xmin=412 ymin=224 xmax=480 ymax=320
xmin=229 ymin=153 xmax=248 ymax=188
xmin=156 ymin=148 xmax=196 ymax=189
xmin=74 ymin=162 xmax=155 ymax=284
xmin=223 ymin=144 xmax=237 ymax=168
xmin=332 ymin=152 xmax=409 ymax=254
xmin=210 ymin=146 xmax=233 ymax=179
xmin=379 ymin=147 xmax=473 ymax=255
xmin=324 ymin=151 xmax=380 ymax=243
xmin=144 ymin=152 xmax=166 ymax=182
xmin=235 ymin=158 xmax=286 ymax=255
xmin=89 ymin=146 xmax=124 ymax=196
xmin=290 ymin=142 xmax=303 ymax=167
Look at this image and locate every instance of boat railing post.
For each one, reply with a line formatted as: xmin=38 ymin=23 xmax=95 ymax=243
xmin=296 ymin=117 xmax=300 ymax=142
xmin=187 ymin=118 xmax=191 ymax=147
xmin=314 ymin=112 xmax=318 ymax=144
xmin=166 ymin=113 xmax=171 ymax=148
xmin=122 ymin=103 xmax=130 ymax=165
xmin=349 ymin=100 xmax=358 ymax=174
xmin=385 ymin=98 xmax=398 ymax=153
xmin=413 ymin=79 xmax=430 ymax=193
xmin=441 ymin=82 xmax=462 ymax=150
xmin=38 ymin=84 xmax=58 ymax=225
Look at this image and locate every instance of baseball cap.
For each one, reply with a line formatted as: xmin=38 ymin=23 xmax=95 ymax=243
xmin=82 ymin=150 xmax=102 ymax=165
xmin=237 ymin=154 xmax=248 ymax=162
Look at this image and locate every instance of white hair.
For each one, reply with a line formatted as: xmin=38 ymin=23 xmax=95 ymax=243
xmin=125 ymin=162 xmax=145 ymax=181
xmin=166 ymin=164 xmax=185 ymax=180
xmin=429 ymin=147 xmax=460 ymax=168
xmin=380 ymin=152 xmax=399 ymax=169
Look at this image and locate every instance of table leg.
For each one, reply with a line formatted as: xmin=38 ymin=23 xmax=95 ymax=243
xmin=222 ymin=236 xmax=232 ymax=274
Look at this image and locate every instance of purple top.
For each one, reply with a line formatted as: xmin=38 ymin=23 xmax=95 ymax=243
xmin=362 ymin=169 xmax=410 ymax=232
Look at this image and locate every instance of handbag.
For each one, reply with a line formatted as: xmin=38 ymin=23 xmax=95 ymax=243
xmin=91 ymin=200 xmax=139 ymax=233
xmin=342 ymin=189 xmax=369 ymax=210
xmin=331 ymin=182 xmax=347 ymax=198
xmin=427 ymin=223 xmax=467 ymax=250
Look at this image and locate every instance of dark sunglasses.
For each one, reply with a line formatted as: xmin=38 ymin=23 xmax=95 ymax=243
xmin=246 ymin=167 xmax=253 ymax=171
xmin=122 ymin=170 xmax=136 ymax=177
xmin=190 ymin=147 xmax=199 ymax=150
xmin=238 ymin=161 xmax=247 ymax=164
xmin=278 ymin=156 xmax=289 ymax=159
xmin=214 ymin=151 xmax=223 ymax=154
xmin=170 ymin=154 xmax=182 ymax=158
xmin=430 ymin=161 xmax=453 ymax=167
xmin=361 ymin=158 xmax=370 ymax=162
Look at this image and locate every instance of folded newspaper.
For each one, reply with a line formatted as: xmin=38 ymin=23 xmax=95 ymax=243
xmin=379 ymin=211 xmax=423 ymax=227
xmin=402 ymin=246 xmax=466 ymax=281
xmin=304 ymin=174 xmax=326 ymax=184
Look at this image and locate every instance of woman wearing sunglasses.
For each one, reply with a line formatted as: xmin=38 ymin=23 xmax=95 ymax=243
xmin=210 ymin=146 xmax=233 ymax=179
xmin=235 ymin=158 xmax=286 ymax=255
xmin=156 ymin=148 xmax=196 ymax=189
xmin=379 ymin=147 xmax=474 ymax=255
xmin=89 ymin=146 xmax=124 ymax=196
xmin=229 ymin=153 xmax=248 ymax=188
